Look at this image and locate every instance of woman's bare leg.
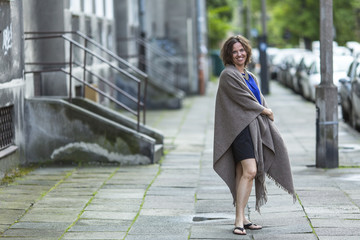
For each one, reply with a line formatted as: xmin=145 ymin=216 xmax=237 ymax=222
xmin=234 ymin=158 xmax=257 ymax=234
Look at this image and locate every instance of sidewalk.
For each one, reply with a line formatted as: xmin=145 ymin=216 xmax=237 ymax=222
xmin=1 ymin=80 xmax=360 ymax=239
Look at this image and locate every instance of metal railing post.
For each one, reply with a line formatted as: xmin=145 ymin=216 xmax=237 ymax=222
xmin=83 ymin=39 xmax=88 ymax=98
xmin=143 ymin=77 xmax=148 ymax=125
xmin=69 ymin=42 xmax=73 ymax=102
xmin=137 ymin=82 xmax=141 ymax=132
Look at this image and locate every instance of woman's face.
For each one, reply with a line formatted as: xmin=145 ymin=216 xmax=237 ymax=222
xmin=231 ymin=42 xmax=247 ymax=68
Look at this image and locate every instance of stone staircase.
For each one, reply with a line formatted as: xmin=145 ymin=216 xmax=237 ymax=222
xmin=25 ymin=97 xmax=163 ymax=165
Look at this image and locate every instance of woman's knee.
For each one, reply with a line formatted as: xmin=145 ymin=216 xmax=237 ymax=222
xmin=241 ymin=159 xmax=257 ymax=180
xmin=243 ymin=168 xmax=256 ymax=180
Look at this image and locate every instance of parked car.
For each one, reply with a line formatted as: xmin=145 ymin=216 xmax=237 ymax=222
xmin=302 ymin=55 xmax=353 ymax=102
xmin=346 ymin=41 xmax=360 ymax=56
xmin=270 ymin=48 xmax=304 ymax=82
xmin=349 ymin=63 xmax=360 ymax=130
xmin=339 ymin=57 xmax=359 ymax=123
xmin=300 ymin=56 xmax=319 ymax=101
xmin=278 ymin=48 xmax=308 ymax=88
xmin=289 ymin=51 xmax=314 ymax=93
xmin=297 ymin=52 xmax=318 ymax=97
xmin=333 ymin=46 xmax=352 ymax=56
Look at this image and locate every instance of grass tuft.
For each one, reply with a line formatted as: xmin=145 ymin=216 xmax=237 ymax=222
xmin=1 ymin=166 xmax=36 ymax=186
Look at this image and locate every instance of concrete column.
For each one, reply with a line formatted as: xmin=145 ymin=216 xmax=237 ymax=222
xmin=315 ymin=0 xmax=338 ymax=168
xmin=259 ymin=0 xmax=269 ymax=95
xmin=23 ymin=0 xmax=67 ymax=96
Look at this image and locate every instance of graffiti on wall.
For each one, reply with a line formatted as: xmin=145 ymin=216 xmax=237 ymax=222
xmin=2 ymin=23 xmax=12 ymax=56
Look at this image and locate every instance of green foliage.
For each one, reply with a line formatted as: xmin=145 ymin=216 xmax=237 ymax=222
xmin=333 ymin=0 xmax=358 ymax=45
xmin=267 ymin=0 xmax=319 ymax=48
xmin=264 ymin=0 xmax=359 ymax=47
xmin=207 ymin=0 xmax=235 ymax=49
xmin=1 ymin=167 xmax=35 ymax=185
xmin=208 ymin=6 xmax=233 ymax=49
xmin=206 ymin=0 xmax=360 ymax=49
xmin=207 ymin=0 xmax=234 ymax=20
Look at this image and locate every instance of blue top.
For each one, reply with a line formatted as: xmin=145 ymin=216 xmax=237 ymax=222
xmin=242 ymin=73 xmax=262 ymax=104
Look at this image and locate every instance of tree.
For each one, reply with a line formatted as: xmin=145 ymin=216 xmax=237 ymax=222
xmin=206 ymin=0 xmax=360 ymax=49
xmin=207 ymin=0 xmax=235 ymax=49
xmin=333 ymin=0 xmax=358 ymax=45
xmin=267 ymin=0 xmax=319 ymax=49
xmin=264 ymin=0 xmax=360 ymax=48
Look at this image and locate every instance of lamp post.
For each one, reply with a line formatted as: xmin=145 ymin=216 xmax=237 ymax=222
xmin=315 ymin=0 xmax=338 ymax=168
xmin=259 ymin=0 xmax=269 ymax=95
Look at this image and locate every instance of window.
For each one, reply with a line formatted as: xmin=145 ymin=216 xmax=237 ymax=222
xmin=69 ymin=0 xmax=82 ymax=11
xmin=95 ymin=0 xmax=104 ymax=17
xmin=104 ymin=0 xmax=114 ymax=19
xmin=84 ymin=0 xmax=93 ymax=14
xmin=0 ymin=105 xmax=14 ymax=151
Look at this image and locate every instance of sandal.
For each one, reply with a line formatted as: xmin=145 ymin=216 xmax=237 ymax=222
xmin=244 ymin=222 xmax=262 ymax=230
xmin=233 ymin=226 xmax=246 ymax=235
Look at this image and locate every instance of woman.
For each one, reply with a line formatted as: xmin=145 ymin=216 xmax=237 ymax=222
xmin=213 ymin=35 xmax=296 ymax=235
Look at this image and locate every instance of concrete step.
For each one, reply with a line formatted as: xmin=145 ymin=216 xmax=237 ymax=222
xmin=154 ymin=144 xmax=164 ymax=163
xmin=25 ymin=98 xmax=162 ymax=165
xmin=68 ymin=98 xmax=164 ymax=144
xmin=146 ymin=76 xmax=185 ymax=109
xmin=116 ymin=74 xmax=185 ymax=110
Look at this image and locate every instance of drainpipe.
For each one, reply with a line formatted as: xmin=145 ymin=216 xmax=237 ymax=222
xmin=138 ymin=0 xmax=146 ymax=72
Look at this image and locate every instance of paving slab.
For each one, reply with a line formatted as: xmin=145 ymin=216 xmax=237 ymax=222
xmin=0 ymin=209 xmax=25 ymax=225
xmin=69 ymin=219 xmax=131 ymax=232
xmin=126 ymin=235 xmax=188 ymax=240
xmin=128 ymin=221 xmax=191 ymax=235
xmin=0 ymin=237 xmax=59 ymax=240
xmin=0 ymin=225 xmax=9 ymax=234
xmin=318 ymin=237 xmax=360 ymax=240
xmin=1 ymin=229 xmax=63 ymax=238
xmin=19 ymin=212 xmax=78 ymax=223
xmin=61 ymin=231 xmax=125 ymax=240
xmin=10 ymin=222 xmax=70 ymax=230
xmin=80 ymin=211 xmax=137 ymax=220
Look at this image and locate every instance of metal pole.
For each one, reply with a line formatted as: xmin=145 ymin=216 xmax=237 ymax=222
xmin=315 ymin=0 xmax=338 ymax=168
xmin=259 ymin=0 xmax=269 ymax=95
xmin=246 ymin=0 xmax=251 ymax=39
xmin=238 ymin=0 xmax=243 ymax=34
xmin=137 ymin=82 xmax=141 ymax=132
xmin=69 ymin=43 xmax=73 ymax=102
xmin=83 ymin=39 xmax=88 ymax=98
xmin=138 ymin=0 xmax=146 ymax=72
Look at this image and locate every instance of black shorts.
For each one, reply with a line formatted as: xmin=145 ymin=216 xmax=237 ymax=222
xmin=231 ymin=126 xmax=255 ymax=163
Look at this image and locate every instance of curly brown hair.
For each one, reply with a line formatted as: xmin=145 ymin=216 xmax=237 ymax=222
xmin=220 ymin=35 xmax=252 ymax=67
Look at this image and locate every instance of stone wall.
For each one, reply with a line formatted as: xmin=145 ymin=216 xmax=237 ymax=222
xmin=0 ymin=0 xmax=25 ymax=178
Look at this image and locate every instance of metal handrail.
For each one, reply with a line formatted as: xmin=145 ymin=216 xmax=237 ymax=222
xmin=24 ymin=68 xmax=137 ymax=115
xmin=136 ymin=38 xmax=184 ymax=63
xmin=24 ymin=32 xmax=147 ymax=131
xmin=136 ymin=38 xmax=185 ymax=89
xmin=25 ymin=31 xmax=148 ymax=79
xmin=72 ymin=61 xmax=140 ymax=104
xmin=116 ymin=36 xmax=185 ymax=90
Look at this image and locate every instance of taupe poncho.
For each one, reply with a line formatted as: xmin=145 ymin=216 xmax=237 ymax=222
xmin=213 ymin=65 xmax=296 ymax=212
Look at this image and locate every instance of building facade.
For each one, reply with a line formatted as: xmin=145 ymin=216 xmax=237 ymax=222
xmin=0 ymin=0 xmax=209 ymax=177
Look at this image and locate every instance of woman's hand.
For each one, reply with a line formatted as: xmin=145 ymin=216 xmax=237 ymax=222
xmin=262 ymin=108 xmax=274 ymax=121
